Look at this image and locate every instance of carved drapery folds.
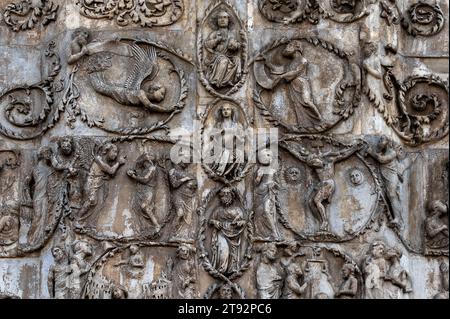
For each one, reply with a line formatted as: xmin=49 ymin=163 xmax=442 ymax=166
xmin=0 ymin=0 xmax=448 ymax=299
xmin=197 ymin=0 xmax=248 ymax=98
xmin=253 ymin=37 xmax=361 ymax=134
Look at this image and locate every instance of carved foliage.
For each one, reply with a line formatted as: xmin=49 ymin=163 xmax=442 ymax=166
xmin=0 ymin=41 xmax=62 ymax=140
xmin=401 ymin=1 xmax=445 ymax=37
xmin=76 ymin=0 xmax=184 ymax=27
xmin=258 ymin=0 xmax=373 ymax=24
xmin=2 ymin=0 xmax=58 ymax=32
xmin=396 ymin=75 xmax=449 ymax=145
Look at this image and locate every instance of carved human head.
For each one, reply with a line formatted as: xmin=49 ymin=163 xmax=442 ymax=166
xmin=283 ymin=241 xmax=300 ymax=257
xmin=216 ymin=11 xmax=230 ymax=28
xmin=285 ymin=167 xmax=301 ymax=183
xmin=283 ymin=40 xmax=303 ymax=57
xmin=429 ymin=200 xmax=447 ymax=215
xmin=102 ymin=143 xmax=118 ymax=161
xmin=261 ymin=242 xmax=278 ymax=261
xmin=138 ymin=153 xmax=155 ymax=169
xmin=385 ymin=247 xmax=402 ymax=262
xmin=51 ymin=246 xmax=66 ymax=262
xmin=186 ymin=179 xmax=198 ymax=192
xmin=147 ymin=84 xmax=166 ymax=103
xmin=377 ymin=136 xmax=390 ymax=152
xmin=37 ymin=146 xmax=53 ymax=162
xmin=220 ymin=103 xmax=234 ymax=119
xmin=370 ymin=241 xmax=386 ymax=259
xmin=3 ymin=152 xmax=18 ymax=168
xmin=73 ymin=240 xmax=93 ymax=257
xmin=59 ymin=137 xmax=74 ymax=156
xmin=287 ymin=262 xmax=303 ymax=277
xmin=177 ymin=244 xmax=195 ymax=260
xmin=440 ymin=262 xmax=449 ymax=274
xmin=219 ymin=283 xmax=233 ymax=299
xmin=129 ymin=244 xmax=140 ymax=255
xmin=258 ymin=148 xmax=273 ymax=166
xmin=112 ymin=286 xmax=128 ymax=299
xmin=363 ymin=42 xmax=378 ymax=57
xmin=73 ymin=28 xmax=90 ymax=44
xmin=342 ymin=263 xmax=355 ymax=278
xmin=218 ymin=187 xmax=235 ymax=206
xmin=349 ymin=169 xmax=364 ymax=186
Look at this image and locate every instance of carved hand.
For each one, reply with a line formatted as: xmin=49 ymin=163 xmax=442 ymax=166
xmin=127 ymin=169 xmax=136 ymax=177
xmin=118 ymin=156 xmax=127 ymax=165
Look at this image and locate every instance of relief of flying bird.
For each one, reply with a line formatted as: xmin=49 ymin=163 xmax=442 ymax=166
xmin=88 ymin=43 xmax=173 ymax=112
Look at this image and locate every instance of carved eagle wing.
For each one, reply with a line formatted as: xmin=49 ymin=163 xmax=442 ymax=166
xmin=124 ymin=44 xmax=159 ymax=91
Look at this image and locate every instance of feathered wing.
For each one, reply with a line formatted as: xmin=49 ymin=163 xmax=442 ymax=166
xmin=124 ymin=44 xmax=159 ymax=91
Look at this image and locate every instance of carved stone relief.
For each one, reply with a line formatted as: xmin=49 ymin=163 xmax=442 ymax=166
xmin=2 ymin=0 xmax=58 ymax=31
xmin=0 ymin=0 xmax=448 ymax=299
xmin=76 ymin=0 xmax=184 ymax=28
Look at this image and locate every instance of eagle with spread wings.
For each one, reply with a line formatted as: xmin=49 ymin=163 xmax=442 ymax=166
xmin=88 ymin=43 xmax=173 ymax=113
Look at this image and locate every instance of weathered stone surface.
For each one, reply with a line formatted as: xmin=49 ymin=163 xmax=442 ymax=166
xmin=0 ymin=0 xmax=448 ymax=299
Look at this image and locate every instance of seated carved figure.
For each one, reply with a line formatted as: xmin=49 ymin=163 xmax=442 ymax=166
xmin=204 ymin=11 xmax=242 ymax=89
xmin=425 ymin=200 xmax=449 ymax=250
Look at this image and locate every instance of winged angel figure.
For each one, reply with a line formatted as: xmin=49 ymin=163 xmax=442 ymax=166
xmin=88 ymin=43 xmax=173 ymax=113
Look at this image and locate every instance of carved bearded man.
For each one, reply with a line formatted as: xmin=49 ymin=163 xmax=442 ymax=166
xmin=204 ymin=11 xmax=242 ymax=88
xmin=210 ymin=187 xmax=246 ymax=275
